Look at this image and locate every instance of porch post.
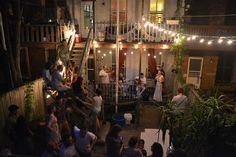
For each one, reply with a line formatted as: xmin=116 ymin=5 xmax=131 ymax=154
xmin=115 ymin=0 xmax=120 ymax=113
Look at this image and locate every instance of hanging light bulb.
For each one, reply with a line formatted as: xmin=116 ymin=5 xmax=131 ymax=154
xmin=200 ymin=39 xmax=205 ymax=43
xmin=207 ymin=41 xmax=213 ymax=45
xmin=168 ymin=31 xmax=172 ymax=34
xmin=142 ymin=17 xmax=146 ymax=21
xmin=181 ymin=36 xmax=186 ymax=39
xmin=187 ymin=37 xmax=191 ymax=41
xmin=144 ymin=48 xmax=146 ymax=51
xmin=103 ymin=53 xmax=106 ymax=56
xmin=148 ymin=53 xmax=150 ymax=56
xmin=124 ymin=52 xmax=127 ymax=55
xmin=192 ymin=35 xmax=197 ymax=40
xmin=164 ymin=31 xmax=167 ymax=34
xmin=159 ymin=52 xmax=162 ymax=55
xmin=218 ymin=38 xmax=223 ymax=44
xmin=171 ymin=33 xmax=176 ymax=37
xmin=131 ymin=51 xmax=134 ymax=55
xmin=98 ymin=50 xmax=101 ymax=53
xmin=154 ymin=56 xmax=157 ymax=59
xmin=227 ymin=40 xmax=233 ymax=45
xmin=109 ymin=51 xmax=112 ymax=54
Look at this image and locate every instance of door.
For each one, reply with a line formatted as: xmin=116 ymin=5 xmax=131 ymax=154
xmin=186 ymin=57 xmax=203 ymax=88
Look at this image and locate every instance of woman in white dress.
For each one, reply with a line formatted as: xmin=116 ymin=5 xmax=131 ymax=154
xmin=153 ymin=70 xmax=164 ymax=102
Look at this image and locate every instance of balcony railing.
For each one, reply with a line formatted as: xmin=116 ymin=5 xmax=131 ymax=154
xmin=98 ymin=81 xmax=141 ymax=103
xmin=21 ymin=24 xmax=60 ymax=43
xmin=95 ymin=21 xmax=180 ymax=43
xmin=185 ymin=25 xmax=236 ymax=36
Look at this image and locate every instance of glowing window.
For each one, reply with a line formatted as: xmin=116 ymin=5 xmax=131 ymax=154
xmin=150 ymin=0 xmax=165 ymax=23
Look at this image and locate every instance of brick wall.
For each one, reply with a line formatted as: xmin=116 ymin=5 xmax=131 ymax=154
xmin=209 ymin=0 xmax=227 ymax=25
xmin=200 ymin=56 xmax=218 ymax=90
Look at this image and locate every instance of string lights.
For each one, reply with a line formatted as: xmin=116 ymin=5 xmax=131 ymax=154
xmin=141 ymin=19 xmax=236 ymax=46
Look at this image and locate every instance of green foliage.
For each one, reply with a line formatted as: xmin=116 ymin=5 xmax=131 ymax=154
xmin=170 ymin=36 xmax=186 ymax=85
xmin=24 ymin=83 xmax=35 ymax=122
xmin=161 ymin=94 xmax=236 ymax=157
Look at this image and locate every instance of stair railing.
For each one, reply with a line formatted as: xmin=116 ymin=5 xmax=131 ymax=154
xmin=78 ymin=27 xmax=93 ymax=75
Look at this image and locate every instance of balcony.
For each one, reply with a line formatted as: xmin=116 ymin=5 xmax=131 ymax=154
xmin=185 ymin=24 xmax=236 ymax=36
xmin=95 ymin=21 xmax=180 ymax=43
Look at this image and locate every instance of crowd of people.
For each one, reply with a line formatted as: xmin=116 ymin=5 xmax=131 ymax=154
xmin=1 ymin=39 xmax=190 ymax=157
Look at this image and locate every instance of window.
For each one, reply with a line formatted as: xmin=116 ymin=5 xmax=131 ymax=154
xmin=215 ymin=55 xmax=235 ymax=83
xmin=150 ymin=0 xmax=165 ymax=23
xmin=111 ymin=0 xmax=126 ymax=23
xmin=84 ymin=4 xmax=93 ymax=29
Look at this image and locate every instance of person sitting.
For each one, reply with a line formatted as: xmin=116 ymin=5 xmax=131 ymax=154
xmin=121 ymin=136 xmax=143 ymax=157
xmin=42 ymin=62 xmax=53 ymax=87
xmin=73 ymin=123 xmax=97 ymax=157
xmin=51 ymin=65 xmax=71 ymax=92
xmin=138 ymin=139 xmax=147 ymax=157
xmin=148 ymin=142 xmax=163 ymax=157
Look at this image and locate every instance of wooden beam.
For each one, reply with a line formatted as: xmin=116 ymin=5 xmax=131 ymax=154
xmin=96 ymin=42 xmax=172 ymax=49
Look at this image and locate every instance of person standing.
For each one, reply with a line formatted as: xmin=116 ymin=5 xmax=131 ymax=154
xmin=171 ymin=88 xmax=189 ymax=113
xmin=106 ymin=124 xmax=123 ymax=157
xmin=57 ymin=39 xmax=70 ymax=66
xmin=46 ymin=105 xmax=61 ymax=148
xmin=120 ymin=136 xmax=143 ymax=157
xmin=153 ymin=70 xmax=164 ymax=102
xmin=140 ymin=73 xmax=147 ymax=94
xmin=99 ymin=66 xmax=109 ymax=84
xmin=73 ymin=123 xmax=97 ymax=157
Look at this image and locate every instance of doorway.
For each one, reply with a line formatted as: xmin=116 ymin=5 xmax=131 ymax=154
xmin=186 ymin=57 xmax=203 ymax=88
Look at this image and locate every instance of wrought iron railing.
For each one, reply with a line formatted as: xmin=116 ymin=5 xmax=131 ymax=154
xmin=98 ymin=81 xmax=142 ymax=103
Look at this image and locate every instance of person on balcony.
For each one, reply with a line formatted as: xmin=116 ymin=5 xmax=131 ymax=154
xmin=51 ymin=65 xmax=71 ymax=92
xmin=57 ymin=39 xmax=70 ymax=66
xmin=153 ymin=70 xmax=164 ymax=102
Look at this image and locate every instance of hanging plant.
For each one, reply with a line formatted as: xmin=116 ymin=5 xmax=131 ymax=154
xmin=24 ymin=83 xmax=35 ymax=122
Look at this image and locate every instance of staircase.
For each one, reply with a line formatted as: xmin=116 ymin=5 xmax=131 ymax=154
xmin=69 ymin=27 xmax=93 ymax=76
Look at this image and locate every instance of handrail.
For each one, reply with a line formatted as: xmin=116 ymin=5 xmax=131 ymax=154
xmin=68 ymin=30 xmax=76 ymax=51
xmin=78 ymin=27 xmax=93 ymax=75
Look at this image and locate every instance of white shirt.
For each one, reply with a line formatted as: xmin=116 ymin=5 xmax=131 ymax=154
xmin=99 ymin=69 xmax=109 ymax=84
xmin=73 ymin=126 xmax=97 ymax=153
xmin=93 ymin=96 xmax=103 ymax=113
